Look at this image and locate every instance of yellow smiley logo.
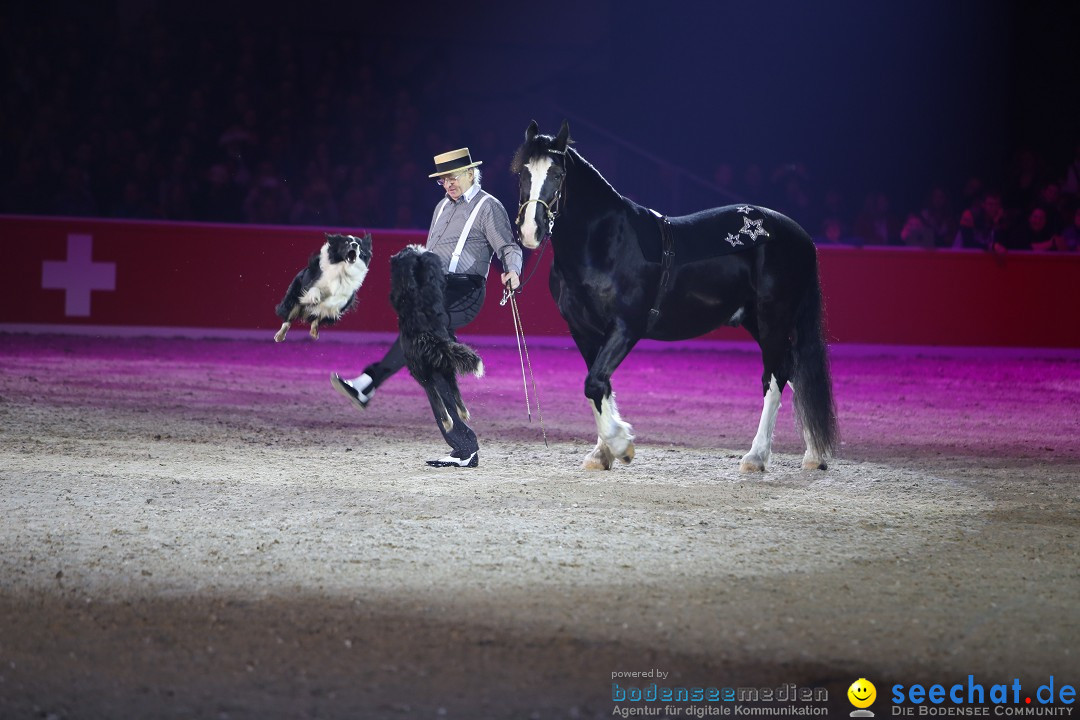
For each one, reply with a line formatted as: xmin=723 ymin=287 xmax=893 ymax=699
xmin=848 ymin=678 xmax=877 ymax=709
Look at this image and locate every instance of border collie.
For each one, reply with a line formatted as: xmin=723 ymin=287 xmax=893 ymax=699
xmin=274 ymin=233 xmax=372 ymax=342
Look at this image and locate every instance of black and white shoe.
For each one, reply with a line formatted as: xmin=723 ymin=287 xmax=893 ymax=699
xmin=426 ymin=451 xmax=479 ymax=468
xmin=331 ymin=372 xmax=374 ymax=410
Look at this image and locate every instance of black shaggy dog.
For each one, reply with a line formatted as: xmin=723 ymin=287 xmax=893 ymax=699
xmin=274 ymin=233 xmax=372 ymax=342
xmin=389 ymin=245 xmax=484 ymax=432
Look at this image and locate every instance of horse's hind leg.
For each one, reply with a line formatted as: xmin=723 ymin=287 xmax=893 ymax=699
xmin=797 ymin=408 xmax=827 ymax=470
xmin=740 ymin=329 xmax=795 ymax=472
xmin=740 ymin=375 xmax=784 ymax=472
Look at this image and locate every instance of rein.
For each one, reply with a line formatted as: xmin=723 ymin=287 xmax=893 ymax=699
xmin=500 ymin=281 xmax=548 ymax=446
xmin=496 ymin=146 xmax=575 ymax=441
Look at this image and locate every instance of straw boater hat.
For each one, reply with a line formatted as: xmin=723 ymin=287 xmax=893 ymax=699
xmin=429 ymin=147 xmax=483 ymax=178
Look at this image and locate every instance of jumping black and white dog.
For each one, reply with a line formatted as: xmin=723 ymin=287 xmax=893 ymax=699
xmin=389 ymin=245 xmax=484 ymax=434
xmin=274 ymin=233 xmax=372 ymax=342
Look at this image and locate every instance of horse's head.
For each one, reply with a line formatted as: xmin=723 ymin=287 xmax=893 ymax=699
xmin=512 ymin=119 xmax=571 ymax=249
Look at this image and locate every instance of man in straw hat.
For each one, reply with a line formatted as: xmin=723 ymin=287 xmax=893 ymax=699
xmin=331 ymin=147 xmax=522 ymax=468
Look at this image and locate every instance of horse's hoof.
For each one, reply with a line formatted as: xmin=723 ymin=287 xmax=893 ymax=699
xmin=583 ymin=440 xmax=615 ymax=470
xmin=583 ymin=446 xmax=614 ymax=470
xmin=273 ymin=331 xmax=286 ymax=343
xmin=739 ymin=454 xmax=766 ymax=472
xmin=802 ymin=457 xmax=828 ymax=471
xmin=582 ymin=456 xmax=612 ymax=470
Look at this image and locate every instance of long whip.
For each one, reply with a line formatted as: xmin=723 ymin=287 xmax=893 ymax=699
xmin=501 ymin=283 xmax=548 ymax=446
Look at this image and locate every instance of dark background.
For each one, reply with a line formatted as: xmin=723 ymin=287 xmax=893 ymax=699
xmin=3 ymin=0 xmax=1078 ymax=233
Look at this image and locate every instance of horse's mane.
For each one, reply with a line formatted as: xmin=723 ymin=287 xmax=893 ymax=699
xmin=510 ymin=133 xmax=561 ymax=175
xmin=511 ymin=134 xmax=621 ymax=204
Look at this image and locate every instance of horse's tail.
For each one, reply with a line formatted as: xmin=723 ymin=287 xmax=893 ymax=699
xmin=792 ymin=265 xmax=839 ymax=457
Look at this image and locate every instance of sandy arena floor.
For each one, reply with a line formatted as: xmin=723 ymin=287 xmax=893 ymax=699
xmin=1 ymin=331 xmax=1078 ymax=719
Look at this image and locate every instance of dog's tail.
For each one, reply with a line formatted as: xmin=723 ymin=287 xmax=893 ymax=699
xmin=410 ymin=334 xmax=484 ymax=378
xmin=446 ymin=341 xmax=484 ymax=378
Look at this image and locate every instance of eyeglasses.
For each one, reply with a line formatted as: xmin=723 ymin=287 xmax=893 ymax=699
xmin=435 ymin=173 xmax=463 ymax=187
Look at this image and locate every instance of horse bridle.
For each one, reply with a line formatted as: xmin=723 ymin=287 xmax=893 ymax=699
xmin=505 ymin=149 xmax=569 ymax=297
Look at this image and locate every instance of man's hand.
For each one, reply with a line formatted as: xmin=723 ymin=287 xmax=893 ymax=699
xmin=501 ymin=271 xmax=521 ymax=290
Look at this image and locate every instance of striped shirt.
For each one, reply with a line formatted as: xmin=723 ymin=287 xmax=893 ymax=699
xmin=425 ymin=183 xmax=522 ymax=278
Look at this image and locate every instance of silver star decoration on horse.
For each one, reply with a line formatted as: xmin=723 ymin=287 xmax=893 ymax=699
xmin=739 ymin=216 xmax=770 ymax=241
xmin=725 ymin=233 xmax=743 ymax=247
xmin=736 ymin=205 xmax=754 ymax=214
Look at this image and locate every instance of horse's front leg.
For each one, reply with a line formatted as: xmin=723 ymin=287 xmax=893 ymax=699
xmin=582 ymin=324 xmax=638 ymax=470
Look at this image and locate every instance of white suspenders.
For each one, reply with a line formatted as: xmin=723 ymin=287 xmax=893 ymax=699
xmin=432 ymin=193 xmax=491 ymax=273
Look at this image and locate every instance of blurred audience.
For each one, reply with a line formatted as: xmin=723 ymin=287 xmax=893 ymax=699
xmin=852 ymin=191 xmax=900 ymax=246
xmin=1 ymin=9 xmax=1078 ymax=256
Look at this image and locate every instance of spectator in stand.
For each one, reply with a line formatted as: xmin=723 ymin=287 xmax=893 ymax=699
xmin=918 ymin=186 xmax=956 ymax=247
xmin=812 ymin=217 xmax=857 ymax=246
xmin=953 ymin=209 xmax=980 ymax=249
xmin=1035 ymin=181 xmax=1067 ymax=231
xmin=1061 ymin=206 xmax=1080 ymax=252
xmin=959 ymin=175 xmax=985 ymax=218
xmin=852 ymin=191 xmax=900 ymax=246
xmin=972 ymin=190 xmax=1011 ymax=252
xmin=899 ymin=213 xmax=936 ymax=249
xmin=1009 ymin=206 xmax=1060 ymax=251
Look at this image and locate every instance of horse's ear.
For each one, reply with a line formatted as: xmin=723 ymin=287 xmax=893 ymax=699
xmin=526 ymin=120 xmax=539 ymax=141
xmin=555 ymin=120 xmax=571 ymax=151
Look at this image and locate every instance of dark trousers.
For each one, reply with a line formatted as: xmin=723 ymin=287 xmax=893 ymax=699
xmin=365 ymin=274 xmax=486 ymax=454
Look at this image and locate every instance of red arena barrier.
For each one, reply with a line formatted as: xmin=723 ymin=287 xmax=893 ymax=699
xmin=2 ymin=215 xmax=1078 ymax=347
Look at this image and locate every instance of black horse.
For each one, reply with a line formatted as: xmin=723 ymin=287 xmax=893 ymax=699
xmin=512 ymin=120 xmax=837 ymax=471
